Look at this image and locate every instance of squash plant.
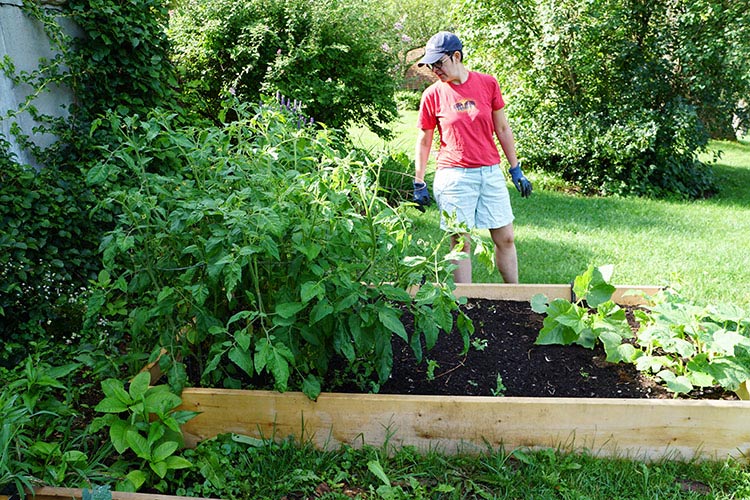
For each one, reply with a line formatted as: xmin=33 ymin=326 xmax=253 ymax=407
xmin=532 ymin=265 xmax=750 ymax=396
xmin=84 ymin=98 xmax=471 ymax=400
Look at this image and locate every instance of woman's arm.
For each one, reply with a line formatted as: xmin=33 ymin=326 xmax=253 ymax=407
xmin=492 ymin=108 xmax=519 ymax=167
xmin=415 ymin=127 xmax=435 ymax=182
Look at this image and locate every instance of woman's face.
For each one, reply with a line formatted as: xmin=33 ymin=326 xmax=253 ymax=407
xmin=429 ymin=52 xmax=459 ymax=82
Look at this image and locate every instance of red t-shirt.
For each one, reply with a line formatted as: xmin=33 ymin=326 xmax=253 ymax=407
xmin=417 ymin=71 xmax=505 ymax=168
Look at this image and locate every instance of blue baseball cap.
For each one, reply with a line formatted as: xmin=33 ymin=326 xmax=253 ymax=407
xmin=417 ymin=31 xmax=463 ymax=66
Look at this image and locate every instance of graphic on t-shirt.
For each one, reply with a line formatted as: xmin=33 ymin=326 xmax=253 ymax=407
xmin=453 ymin=99 xmax=476 ymax=112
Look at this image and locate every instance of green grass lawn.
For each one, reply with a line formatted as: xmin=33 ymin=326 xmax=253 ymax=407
xmin=351 ymin=112 xmax=750 ymax=309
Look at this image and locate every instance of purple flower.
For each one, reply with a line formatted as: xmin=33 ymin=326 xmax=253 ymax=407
xmin=381 ymin=42 xmax=391 ymax=52
xmin=401 ymin=34 xmax=412 ymax=43
xmin=394 ymin=22 xmax=404 ymax=31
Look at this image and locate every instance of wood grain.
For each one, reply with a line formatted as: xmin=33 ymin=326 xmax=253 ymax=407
xmin=178 ymin=388 xmax=750 ymax=461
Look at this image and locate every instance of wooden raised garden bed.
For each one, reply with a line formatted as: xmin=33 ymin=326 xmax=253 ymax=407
xmin=4 ymin=488 xmax=221 ymax=500
xmin=174 ymin=284 xmax=750 ymax=462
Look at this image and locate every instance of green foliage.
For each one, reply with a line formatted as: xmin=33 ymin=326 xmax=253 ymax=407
xmin=92 ymin=372 xmax=196 ymax=491
xmin=164 ymin=432 xmax=750 ymax=498
xmin=462 ymin=0 xmax=750 ymax=198
xmin=352 ymin=148 xmax=415 ymax=208
xmin=0 ymin=161 xmax=103 ymax=363
xmin=84 ymin=100 xmax=471 ymax=399
xmin=634 ymin=290 xmax=750 ymax=395
xmin=0 ymin=345 xmax=114 ymax=496
xmin=531 ymin=265 xmax=638 ymax=364
xmin=1 ymin=0 xmax=183 ymax=352
xmin=168 ymin=0 xmax=399 ymax=137
xmin=394 ymin=90 xmax=422 ymax=111
xmin=65 ymin=0 xmax=178 ymax=121
xmin=0 ymin=390 xmax=36 ymax=498
xmin=532 ymin=265 xmax=750 ymax=395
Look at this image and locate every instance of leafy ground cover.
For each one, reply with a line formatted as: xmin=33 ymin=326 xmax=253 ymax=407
xmin=167 ymin=433 xmax=749 ymax=499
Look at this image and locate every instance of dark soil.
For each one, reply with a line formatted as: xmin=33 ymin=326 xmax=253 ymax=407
xmin=343 ymin=299 xmax=736 ymax=400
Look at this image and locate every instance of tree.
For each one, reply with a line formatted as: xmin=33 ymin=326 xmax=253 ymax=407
xmin=169 ymin=0 xmax=399 ymax=137
xmin=461 ymin=0 xmax=749 ymax=198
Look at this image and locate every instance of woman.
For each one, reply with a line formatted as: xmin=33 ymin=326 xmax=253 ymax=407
xmin=413 ymin=31 xmax=532 ymax=284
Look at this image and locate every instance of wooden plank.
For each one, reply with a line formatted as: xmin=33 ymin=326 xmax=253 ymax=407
xmin=29 ymin=487 xmax=222 ymax=500
xmin=452 ymin=283 xmax=662 ymax=306
xmin=178 ymin=389 xmax=750 ymax=461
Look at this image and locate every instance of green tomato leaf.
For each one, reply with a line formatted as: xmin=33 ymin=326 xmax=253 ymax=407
xmin=379 ymin=307 xmax=407 ymax=341
xmin=234 ymin=330 xmax=251 ymax=351
xmin=414 ymin=282 xmax=440 ymax=305
xmin=380 ymin=284 xmax=412 ymax=303
xmin=334 ymin=328 xmax=355 ymax=362
xmin=275 ymin=301 xmax=306 ymax=319
xmin=301 ymin=281 xmax=325 ymax=303
xmin=310 ymin=299 xmax=334 ymax=324
xmin=228 ymin=345 xmax=254 ymax=377
xmin=419 ymin=314 xmax=440 ymax=351
xmin=432 ymin=296 xmax=454 ymax=333
xmin=302 ymin=375 xmax=322 ymax=401
xmin=402 ymin=255 xmax=427 ymax=267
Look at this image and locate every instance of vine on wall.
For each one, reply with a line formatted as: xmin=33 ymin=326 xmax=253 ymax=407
xmin=0 ymin=0 xmax=182 ymax=354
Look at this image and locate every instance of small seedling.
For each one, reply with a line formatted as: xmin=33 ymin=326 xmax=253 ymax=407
xmin=491 ymin=374 xmax=507 ymax=397
xmin=471 ymin=337 xmax=488 ymax=351
xmin=426 ymin=360 xmax=439 ymax=381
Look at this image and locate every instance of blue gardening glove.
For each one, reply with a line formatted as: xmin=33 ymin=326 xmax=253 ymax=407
xmin=413 ymin=181 xmax=431 ymax=212
xmin=509 ymin=163 xmax=532 ymax=198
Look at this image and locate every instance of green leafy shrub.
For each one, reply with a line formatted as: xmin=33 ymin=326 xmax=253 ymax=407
xmin=168 ymin=0 xmax=399 ymax=137
xmin=462 ymin=0 xmax=745 ymax=198
xmin=85 ymin=100 xmax=471 ymax=399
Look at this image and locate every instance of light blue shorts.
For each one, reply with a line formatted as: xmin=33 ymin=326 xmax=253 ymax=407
xmin=433 ymin=165 xmax=514 ymax=230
